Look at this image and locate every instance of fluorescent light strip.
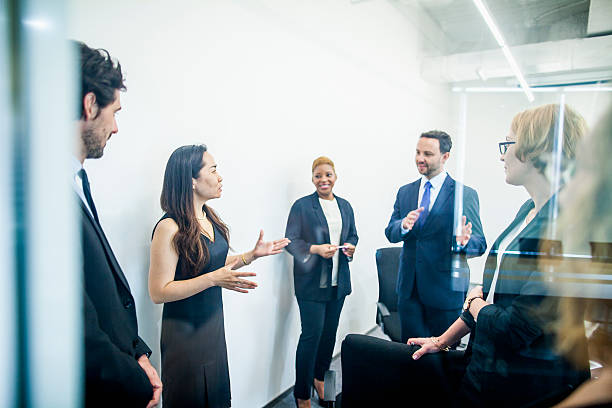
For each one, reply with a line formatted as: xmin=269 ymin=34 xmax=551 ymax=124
xmin=501 ymin=45 xmax=535 ymax=101
xmin=472 ymin=0 xmax=534 ymax=102
xmin=472 ymin=0 xmax=505 ymax=46
xmin=452 ymin=87 xmax=612 ymax=93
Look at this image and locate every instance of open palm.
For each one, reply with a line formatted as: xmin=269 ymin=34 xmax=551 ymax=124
xmin=252 ymin=230 xmax=290 ymax=258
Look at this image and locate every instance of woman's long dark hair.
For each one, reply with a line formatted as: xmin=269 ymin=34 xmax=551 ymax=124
xmin=160 ymin=144 xmax=230 ymax=276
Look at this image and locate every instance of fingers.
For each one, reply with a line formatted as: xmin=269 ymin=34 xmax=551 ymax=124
xmin=236 ymin=278 xmax=257 ymax=288
xmin=228 ymin=287 xmax=250 ymax=293
xmin=234 ymin=271 xmax=257 ymax=277
xmin=412 ymin=348 xmax=425 ymax=360
xmin=272 ymin=240 xmax=290 ymax=250
xmin=152 ymin=388 xmax=162 ymax=405
xmin=415 ymin=206 xmax=425 ymax=213
xmin=258 ymin=229 xmax=264 ymax=242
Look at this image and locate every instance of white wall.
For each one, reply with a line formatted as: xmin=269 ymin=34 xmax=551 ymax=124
xmin=68 ymin=1 xmax=453 ymax=406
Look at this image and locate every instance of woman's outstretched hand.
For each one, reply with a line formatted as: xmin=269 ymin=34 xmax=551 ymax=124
xmin=209 ymin=259 xmax=258 ymax=293
xmin=407 ymin=337 xmax=441 ymax=360
xmin=252 ymin=229 xmax=291 ymax=259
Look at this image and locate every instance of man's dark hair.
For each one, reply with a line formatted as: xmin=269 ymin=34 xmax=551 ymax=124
xmin=420 ymin=130 xmax=452 ymax=154
xmin=76 ymin=41 xmax=126 ymax=118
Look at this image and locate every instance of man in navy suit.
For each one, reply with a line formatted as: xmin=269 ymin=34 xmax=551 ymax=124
xmin=72 ymin=41 xmax=161 ymax=407
xmin=385 ymin=130 xmax=486 ymax=344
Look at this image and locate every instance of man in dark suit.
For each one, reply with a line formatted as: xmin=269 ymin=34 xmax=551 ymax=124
xmin=385 ymin=130 xmax=486 ymax=343
xmin=72 ymin=41 xmax=161 ymax=407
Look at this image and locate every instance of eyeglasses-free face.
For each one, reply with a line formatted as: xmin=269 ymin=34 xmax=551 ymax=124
xmin=499 ymin=141 xmax=516 ymax=155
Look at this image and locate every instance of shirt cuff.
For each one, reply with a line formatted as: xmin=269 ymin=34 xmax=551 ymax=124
xmin=460 ymin=309 xmax=476 ymax=330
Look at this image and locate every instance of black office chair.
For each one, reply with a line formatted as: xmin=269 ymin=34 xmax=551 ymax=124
xmin=375 ymin=247 xmax=402 ymax=342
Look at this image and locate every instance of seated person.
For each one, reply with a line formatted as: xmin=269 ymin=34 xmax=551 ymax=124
xmin=341 ymin=103 xmax=591 ymax=408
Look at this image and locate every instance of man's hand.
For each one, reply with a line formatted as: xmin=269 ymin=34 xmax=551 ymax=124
xmin=137 ymin=355 xmax=162 ymax=408
xmin=456 ymin=215 xmax=472 ymax=247
xmin=402 ymin=207 xmax=424 ymax=231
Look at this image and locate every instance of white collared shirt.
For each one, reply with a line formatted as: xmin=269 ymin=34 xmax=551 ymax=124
xmin=71 ymin=156 xmax=95 ymax=219
xmin=319 ymin=197 xmax=342 ymax=287
xmin=417 ymin=171 xmax=447 ymax=211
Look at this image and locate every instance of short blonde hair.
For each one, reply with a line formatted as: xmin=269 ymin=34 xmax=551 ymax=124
xmin=511 ymin=103 xmax=587 ymax=174
xmin=312 ymin=156 xmax=335 ymax=173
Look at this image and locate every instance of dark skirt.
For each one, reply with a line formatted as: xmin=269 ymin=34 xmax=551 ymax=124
xmin=161 ymin=314 xmax=231 ymax=408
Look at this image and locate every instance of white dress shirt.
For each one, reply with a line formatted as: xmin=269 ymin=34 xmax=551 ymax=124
xmin=72 ymin=156 xmax=95 ymax=219
xmin=319 ymin=197 xmax=342 ymax=287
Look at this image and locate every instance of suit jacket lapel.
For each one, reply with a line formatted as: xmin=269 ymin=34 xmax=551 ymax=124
xmin=79 ymin=197 xmax=131 ymax=290
xmin=337 ymin=196 xmax=349 ymax=244
xmin=483 ymin=200 xmax=535 ymax=294
xmin=408 ymin=179 xmax=420 ymax=211
xmin=311 ymin=193 xmax=330 ymax=244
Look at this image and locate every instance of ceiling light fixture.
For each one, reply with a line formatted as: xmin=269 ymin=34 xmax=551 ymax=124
xmin=472 ymin=0 xmax=534 ymax=102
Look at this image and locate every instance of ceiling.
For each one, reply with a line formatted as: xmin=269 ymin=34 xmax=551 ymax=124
xmin=415 ymin=0 xmax=591 ymax=54
xmin=399 ymin=0 xmax=612 ymax=85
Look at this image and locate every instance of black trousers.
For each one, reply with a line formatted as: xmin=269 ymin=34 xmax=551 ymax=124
xmin=294 ymin=291 xmax=345 ymax=400
xmin=398 ymin=285 xmax=461 ymax=343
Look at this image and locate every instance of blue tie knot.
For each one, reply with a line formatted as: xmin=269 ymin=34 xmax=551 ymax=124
xmin=424 ymin=181 xmax=432 ymax=190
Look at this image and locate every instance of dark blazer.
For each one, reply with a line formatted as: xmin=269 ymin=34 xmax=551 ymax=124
xmin=385 ymin=175 xmax=486 ymax=310
xmin=285 ymin=192 xmax=359 ymax=302
xmin=460 ymin=199 xmax=589 ymax=405
xmin=80 ymin=199 xmax=153 ymax=407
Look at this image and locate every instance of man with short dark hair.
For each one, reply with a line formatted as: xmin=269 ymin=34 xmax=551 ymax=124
xmin=385 ymin=130 xmax=487 ymax=344
xmin=72 ymin=41 xmax=161 ymax=407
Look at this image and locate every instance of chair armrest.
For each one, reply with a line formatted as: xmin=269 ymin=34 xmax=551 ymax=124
xmin=377 ymin=302 xmax=391 ymax=318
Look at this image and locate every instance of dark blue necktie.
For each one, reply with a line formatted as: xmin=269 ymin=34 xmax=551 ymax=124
xmin=417 ymin=181 xmax=432 ymax=228
xmin=78 ymin=168 xmax=100 ymax=224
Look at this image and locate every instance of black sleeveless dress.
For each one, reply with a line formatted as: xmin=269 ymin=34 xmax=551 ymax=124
xmin=155 ymin=215 xmax=231 ymax=408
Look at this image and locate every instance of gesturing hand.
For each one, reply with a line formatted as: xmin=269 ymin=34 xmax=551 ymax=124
xmin=252 ymin=229 xmax=291 ymax=259
xmin=402 ymin=207 xmax=424 ymax=231
xmin=313 ymin=244 xmax=338 ymax=259
xmin=210 ymin=259 xmax=257 ymax=293
xmin=456 ymin=215 xmax=472 ymax=247
xmin=137 ymin=355 xmax=162 ymax=408
xmin=407 ymin=337 xmax=441 ymax=360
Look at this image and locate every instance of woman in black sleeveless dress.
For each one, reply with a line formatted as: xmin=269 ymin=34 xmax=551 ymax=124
xmin=148 ymin=144 xmax=290 ymax=407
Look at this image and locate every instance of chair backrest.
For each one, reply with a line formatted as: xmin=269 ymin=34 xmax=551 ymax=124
xmin=375 ymin=247 xmax=401 ymax=312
